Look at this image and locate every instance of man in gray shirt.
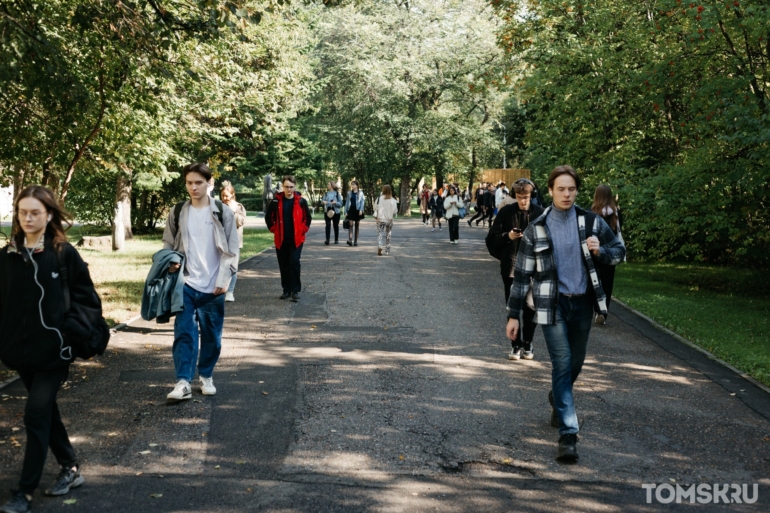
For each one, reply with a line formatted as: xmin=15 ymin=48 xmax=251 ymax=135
xmin=505 ymin=165 xmax=625 ymax=462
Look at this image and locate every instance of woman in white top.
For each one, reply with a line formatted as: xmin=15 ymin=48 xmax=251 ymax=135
xmin=373 ymin=184 xmax=399 ymax=256
xmin=443 ymin=184 xmax=463 ymax=244
xmin=220 ymin=181 xmax=247 ymax=302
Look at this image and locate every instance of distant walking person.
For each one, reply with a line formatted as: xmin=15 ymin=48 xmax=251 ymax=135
xmin=487 ymin=179 xmax=544 ymax=360
xmin=374 ymin=185 xmax=399 ymax=256
xmin=443 ymin=185 xmax=462 ymax=244
xmin=0 ymin=186 xmax=103 ymax=513
xmin=164 ymin=163 xmax=239 ymax=402
xmin=591 ymin=185 xmax=624 ymax=325
xmin=429 ymin=189 xmax=444 ymax=231
xmin=480 ymin=183 xmax=496 ymax=227
xmin=219 ymin=181 xmax=246 ymax=302
xmin=345 ymin=180 xmax=365 ymax=246
xmin=419 ymin=184 xmax=431 ymax=225
xmin=505 ymin=165 xmax=625 ymax=463
xmin=322 ymin=181 xmax=343 ymax=245
xmin=468 ymin=182 xmax=486 ymax=227
xmin=265 ymin=175 xmax=312 ymax=302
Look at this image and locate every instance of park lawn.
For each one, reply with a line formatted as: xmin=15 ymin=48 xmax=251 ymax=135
xmin=73 ymin=227 xmax=272 ymax=326
xmin=614 ymin=262 xmax=770 ymax=387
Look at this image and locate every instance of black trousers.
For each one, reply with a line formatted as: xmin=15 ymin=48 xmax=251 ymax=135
xmin=596 ymin=263 xmax=616 ymax=312
xmin=469 ymin=207 xmax=484 ymax=224
xmin=503 ymin=276 xmax=537 ymax=347
xmin=324 ymin=213 xmax=340 ymax=242
xmin=276 ymin=242 xmax=303 ymax=293
xmin=481 ymin=208 xmax=495 ymax=225
xmin=17 ymin=366 xmax=77 ymax=494
xmin=448 ymin=216 xmax=460 ymax=241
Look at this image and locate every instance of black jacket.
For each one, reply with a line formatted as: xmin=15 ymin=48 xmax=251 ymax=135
xmin=0 ymin=240 xmax=101 ymax=371
xmin=429 ymin=195 xmax=444 ymax=216
xmin=486 ymin=203 xmax=546 ymax=278
xmin=482 ymin=190 xmax=495 ymax=209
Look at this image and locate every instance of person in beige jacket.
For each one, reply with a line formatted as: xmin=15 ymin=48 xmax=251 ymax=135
xmin=220 ymin=181 xmax=247 ymax=302
xmin=374 ymin=185 xmax=399 ymax=256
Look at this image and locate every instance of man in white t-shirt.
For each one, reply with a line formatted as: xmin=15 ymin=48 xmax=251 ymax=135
xmin=162 ymin=163 xmax=239 ymax=402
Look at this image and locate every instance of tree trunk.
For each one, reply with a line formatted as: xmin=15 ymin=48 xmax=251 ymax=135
xmin=467 ymin=146 xmax=477 ymax=194
xmin=398 ymin=171 xmax=411 ymax=215
xmin=116 ymin=170 xmax=133 ymax=240
xmin=41 ymin=161 xmax=59 ymax=196
xmin=12 ymin=167 xmax=25 ymax=203
xmin=112 ymin=202 xmax=125 ymax=251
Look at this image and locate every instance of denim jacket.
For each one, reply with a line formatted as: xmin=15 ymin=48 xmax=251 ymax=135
xmin=322 ymin=191 xmax=343 ymax=215
xmin=345 ymin=190 xmax=365 ymax=215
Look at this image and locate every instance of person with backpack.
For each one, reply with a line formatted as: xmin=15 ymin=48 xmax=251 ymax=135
xmin=373 ymin=185 xmax=399 ymax=256
xmin=163 ymin=163 xmax=239 ymax=402
xmin=0 ymin=186 xmax=104 ymax=513
xmin=219 ymin=181 xmax=246 ymax=302
xmin=487 ymin=179 xmax=545 ymax=361
xmin=265 ymin=175 xmax=313 ymax=301
xmin=322 ymin=181 xmax=343 ymax=245
xmin=591 ymin=185 xmax=624 ymax=325
xmin=443 ymin=185 xmax=463 ymax=244
xmin=505 ymin=166 xmax=625 ymax=463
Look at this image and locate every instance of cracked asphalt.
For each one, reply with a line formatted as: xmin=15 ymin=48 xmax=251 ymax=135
xmin=1 ymin=217 xmax=769 ymax=512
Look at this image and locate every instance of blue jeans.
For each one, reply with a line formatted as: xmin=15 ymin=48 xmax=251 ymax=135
xmin=173 ymin=284 xmax=225 ymax=382
xmin=541 ymin=294 xmax=593 ymax=435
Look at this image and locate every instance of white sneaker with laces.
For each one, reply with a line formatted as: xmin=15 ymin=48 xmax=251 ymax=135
xmin=200 ymin=376 xmax=217 ymax=396
xmin=225 ymin=292 xmax=235 ymax=302
xmin=167 ymin=380 xmax=192 ymax=401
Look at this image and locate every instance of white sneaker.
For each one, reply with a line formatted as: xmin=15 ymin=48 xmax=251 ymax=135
xmin=225 ymin=292 xmax=235 ymax=302
xmin=167 ymin=380 xmax=191 ymax=401
xmin=431 ymin=228 xmax=435 ymax=232
xmin=200 ymin=376 xmax=216 ymax=396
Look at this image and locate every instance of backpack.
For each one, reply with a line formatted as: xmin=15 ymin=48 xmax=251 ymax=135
xmin=173 ymin=199 xmax=224 ymax=235
xmin=57 ymin=250 xmax=110 ymax=360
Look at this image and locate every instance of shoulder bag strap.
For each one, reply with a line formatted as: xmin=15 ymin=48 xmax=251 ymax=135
xmin=57 ymin=248 xmax=71 ymax=312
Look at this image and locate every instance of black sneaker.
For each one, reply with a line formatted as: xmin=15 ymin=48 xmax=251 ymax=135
xmin=291 ymin=292 xmax=300 ymax=302
xmin=521 ymin=342 xmax=534 ymax=360
xmin=549 ymin=390 xmax=559 ymax=428
xmin=0 ymin=491 xmax=30 ymax=513
xmin=556 ymin=434 xmax=579 ymax=463
xmin=45 ymin=466 xmax=84 ymax=496
xmin=508 ymin=346 xmax=521 ymax=360
xmin=280 ymin=292 xmax=291 ymax=300
xmin=324 ymin=240 xmax=330 ymax=246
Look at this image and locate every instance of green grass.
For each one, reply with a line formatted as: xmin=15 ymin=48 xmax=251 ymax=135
xmin=1 ymin=226 xmax=273 ymax=327
xmin=614 ymin=262 xmax=770 ymax=387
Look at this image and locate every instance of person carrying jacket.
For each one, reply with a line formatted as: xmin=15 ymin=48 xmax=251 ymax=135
xmin=505 ymin=165 xmax=625 ymax=463
xmin=163 ymin=163 xmax=239 ymax=402
xmin=0 ymin=186 xmax=103 ymax=513
xmin=265 ymin=175 xmax=312 ymax=302
xmin=141 ymin=249 xmax=185 ymax=323
xmin=487 ymin=178 xmax=545 ymax=361
xmin=322 ymin=181 xmax=343 ymax=245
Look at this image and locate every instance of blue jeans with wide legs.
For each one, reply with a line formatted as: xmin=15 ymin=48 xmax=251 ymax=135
xmin=541 ymin=294 xmax=593 ymax=435
xmin=173 ymin=284 xmax=225 ymax=382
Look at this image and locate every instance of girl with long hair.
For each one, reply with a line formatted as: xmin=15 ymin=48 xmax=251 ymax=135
xmin=591 ymin=184 xmax=623 ymax=324
xmin=0 ymin=186 xmax=103 ymax=512
xmin=373 ymin=185 xmax=399 ymax=256
xmin=443 ymin=185 xmax=462 ymax=244
xmin=219 ymin=181 xmax=247 ymax=302
xmin=344 ymin=180 xmax=365 ymax=246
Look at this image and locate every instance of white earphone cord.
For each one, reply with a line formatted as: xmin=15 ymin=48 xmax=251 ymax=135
xmin=26 ymin=243 xmax=72 ymax=361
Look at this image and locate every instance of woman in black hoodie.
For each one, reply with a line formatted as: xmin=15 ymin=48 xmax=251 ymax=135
xmin=0 ymin=186 xmax=102 ymax=513
xmin=486 ymin=179 xmax=545 ymax=361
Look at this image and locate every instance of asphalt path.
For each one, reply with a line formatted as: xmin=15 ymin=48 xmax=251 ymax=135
xmin=1 ymin=217 xmax=769 ymax=512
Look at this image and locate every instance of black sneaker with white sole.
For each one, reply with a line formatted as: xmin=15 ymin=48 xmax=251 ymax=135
xmin=0 ymin=492 xmax=30 ymax=513
xmin=45 ymin=466 xmax=84 ymax=496
xmin=508 ymin=346 xmax=521 ymax=360
xmin=521 ymin=342 xmax=534 ymax=360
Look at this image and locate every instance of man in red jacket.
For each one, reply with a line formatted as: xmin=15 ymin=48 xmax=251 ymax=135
xmin=265 ymin=175 xmax=312 ymax=302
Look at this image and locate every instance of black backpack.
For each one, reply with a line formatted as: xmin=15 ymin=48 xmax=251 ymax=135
xmin=57 ymin=251 xmax=110 ymax=360
xmin=173 ymin=199 xmax=224 ymax=235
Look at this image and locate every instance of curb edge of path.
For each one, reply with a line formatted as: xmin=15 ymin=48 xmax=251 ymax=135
xmin=613 ymin=298 xmax=770 ymax=397
xmin=0 ymin=245 xmax=276 ymax=392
